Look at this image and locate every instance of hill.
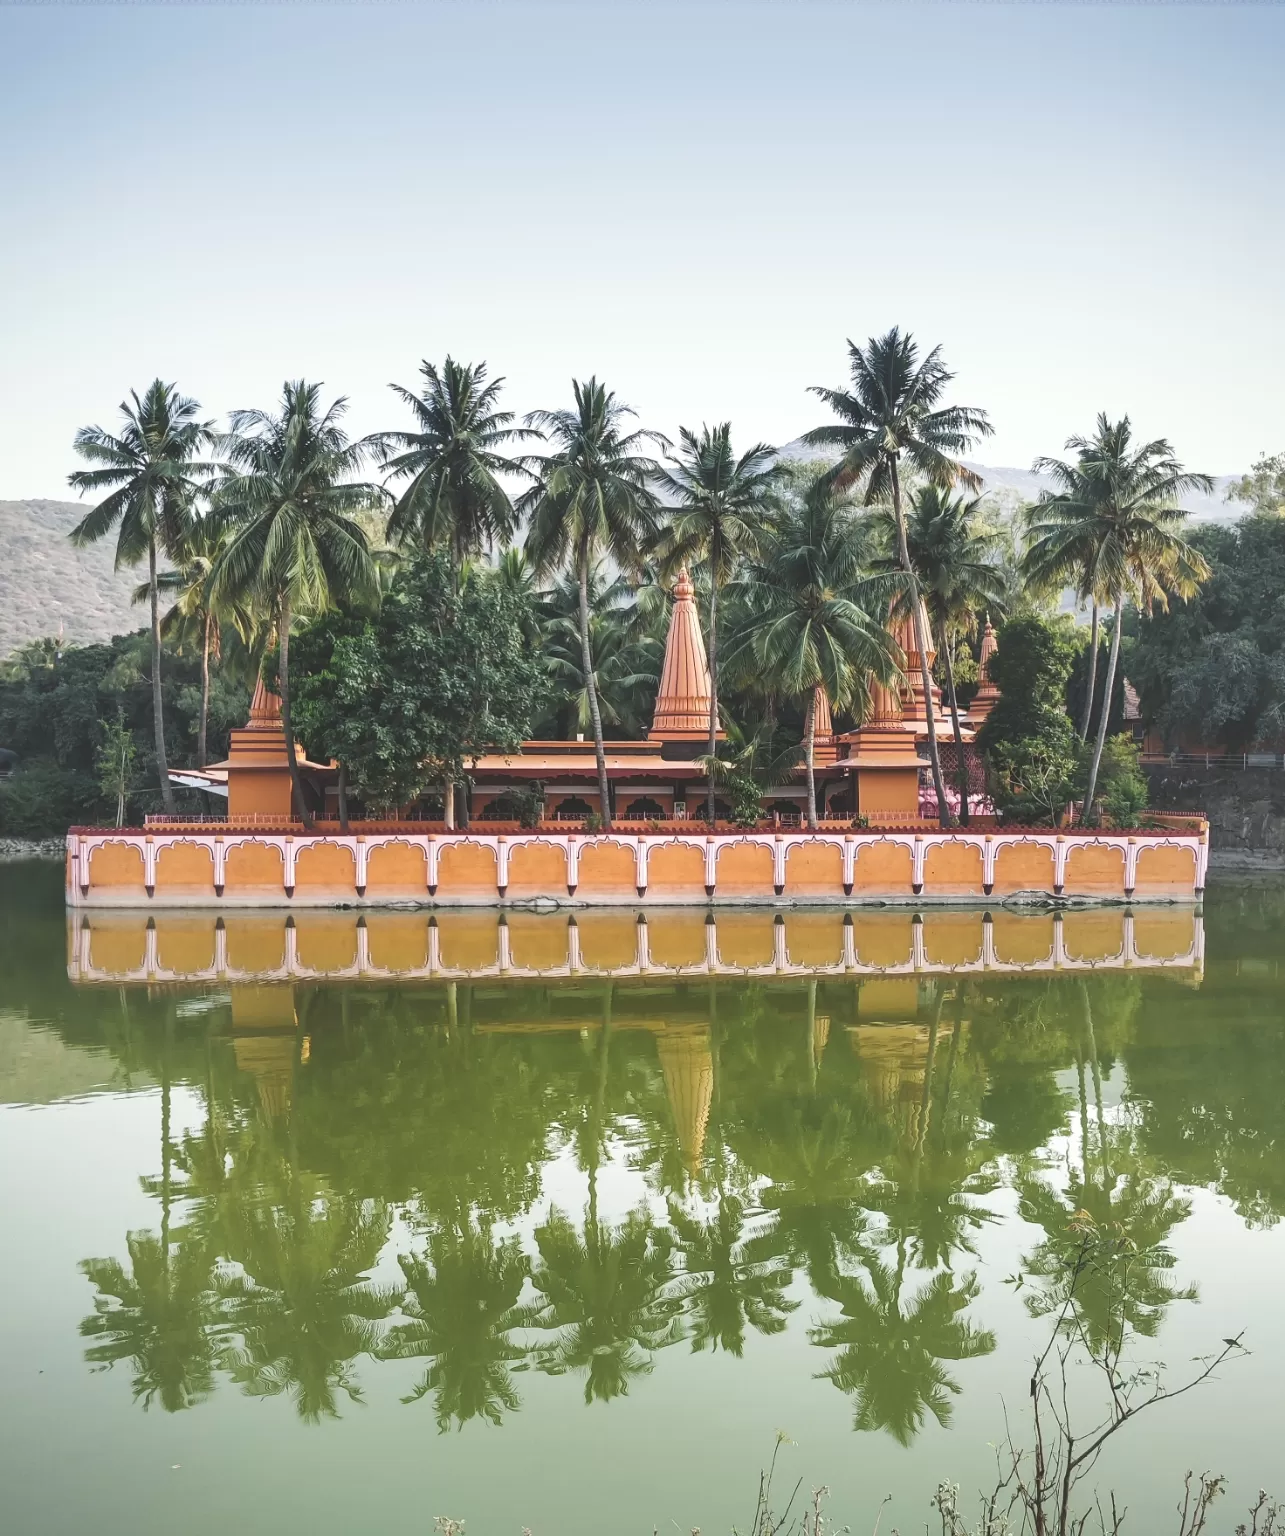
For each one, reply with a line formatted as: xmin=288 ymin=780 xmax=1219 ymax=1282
xmin=0 ymin=463 xmax=1245 ymax=660
xmin=0 ymin=500 xmax=144 ymax=659
xmin=775 ymin=441 xmax=1240 ymax=522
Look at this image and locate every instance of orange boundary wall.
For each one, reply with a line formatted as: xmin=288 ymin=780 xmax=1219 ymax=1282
xmin=66 ymin=825 xmax=1209 ymax=908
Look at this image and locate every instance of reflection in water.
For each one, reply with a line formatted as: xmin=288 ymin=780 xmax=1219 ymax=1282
xmin=0 ymin=872 xmax=1257 ymax=1453
xmin=64 ymin=941 xmax=1235 ymax=1442
xmin=66 ymin=905 xmax=1205 ymax=984
xmin=10 ymin=862 xmax=1285 ymax=1536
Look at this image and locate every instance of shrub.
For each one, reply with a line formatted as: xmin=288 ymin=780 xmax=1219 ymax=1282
xmin=1091 ymin=733 xmax=1149 ymax=828
xmin=0 ymin=759 xmax=98 ymax=839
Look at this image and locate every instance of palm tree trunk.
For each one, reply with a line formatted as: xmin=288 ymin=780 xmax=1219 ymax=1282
xmin=578 ymin=547 xmax=612 ymax=828
xmin=150 ymin=537 xmax=176 ymax=813
xmin=1079 ymin=600 xmax=1100 ymax=744
xmin=198 ymin=607 xmax=212 ymax=769
xmin=707 ymin=577 xmax=719 ymax=828
xmin=337 ymin=761 xmax=350 ymax=832
xmin=889 ymin=461 xmax=951 ymax=827
xmin=939 ymin=620 xmax=969 ymax=827
xmin=277 ymin=594 xmax=314 ymax=831
xmin=804 ymin=687 xmax=818 ymax=830
xmin=161 ymin=1007 xmax=173 ymax=1283
xmin=1082 ymin=596 xmax=1123 ymax=825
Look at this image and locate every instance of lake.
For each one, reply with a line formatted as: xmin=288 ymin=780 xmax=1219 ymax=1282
xmin=2 ymin=860 xmax=1284 ymax=1535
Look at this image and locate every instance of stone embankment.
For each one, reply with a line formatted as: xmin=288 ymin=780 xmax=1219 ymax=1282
xmin=1144 ymin=765 xmax=1285 ymax=868
xmin=0 ymin=838 xmax=63 ymax=862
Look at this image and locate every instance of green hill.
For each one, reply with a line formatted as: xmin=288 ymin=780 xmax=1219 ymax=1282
xmin=0 ymin=499 xmax=144 ymax=659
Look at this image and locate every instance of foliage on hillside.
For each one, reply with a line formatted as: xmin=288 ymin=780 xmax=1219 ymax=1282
xmin=0 ymin=632 xmax=251 ymax=837
xmin=1131 ymin=512 xmax=1285 ymax=749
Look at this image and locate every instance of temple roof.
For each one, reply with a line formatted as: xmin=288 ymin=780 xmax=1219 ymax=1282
xmin=649 ymin=566 xmax=721 ymax=741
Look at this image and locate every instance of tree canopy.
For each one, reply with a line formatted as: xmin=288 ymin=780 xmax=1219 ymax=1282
xmin=289 ymin=550 xmax=549 ymax=813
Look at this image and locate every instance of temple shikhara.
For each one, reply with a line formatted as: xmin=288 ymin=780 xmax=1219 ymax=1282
xmin=189 ymin=569 xmax=1004 ymax=826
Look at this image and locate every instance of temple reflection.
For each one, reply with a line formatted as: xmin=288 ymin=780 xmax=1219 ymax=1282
xmin=68 ymin=897 xmax=1283 ymax=1446
xmin=67 ymin=904 xmax=1204 ymax=986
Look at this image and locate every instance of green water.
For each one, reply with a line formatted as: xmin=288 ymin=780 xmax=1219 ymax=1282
xmin=3 ymin=865 xmax=1285 ymax=1535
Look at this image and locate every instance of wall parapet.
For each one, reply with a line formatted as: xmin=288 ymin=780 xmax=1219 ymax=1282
xmin=66 ymin=824 xmax=1209 ymax=908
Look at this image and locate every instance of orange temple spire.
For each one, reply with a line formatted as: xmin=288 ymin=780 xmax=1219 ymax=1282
xmin=649 ymin=566 xmax=721 ymax=741
xmin=971 ymin=618 xmax=1000 ymax=724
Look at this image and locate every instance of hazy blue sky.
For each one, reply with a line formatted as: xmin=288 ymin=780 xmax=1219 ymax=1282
xmin=1 ymin=1 xmax=1282 ymax=498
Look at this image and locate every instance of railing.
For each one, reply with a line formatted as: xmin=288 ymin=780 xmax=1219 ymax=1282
xmin=1142 ymin=752 xmax=1283 ymax=770
xmin=108 ymin=812 xmax=1207 ymax=839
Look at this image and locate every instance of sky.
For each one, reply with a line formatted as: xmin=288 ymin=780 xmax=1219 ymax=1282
xmin=1 ymin=0 xmax=1282 ymax=499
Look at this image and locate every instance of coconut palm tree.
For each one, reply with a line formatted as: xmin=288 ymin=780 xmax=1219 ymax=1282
xmin=884 ymin=486 xmax=1008 ymax=824
xmin=654 ymin=424 xmax=782 ymax=824
xmin=135 ymin=518 xmax=255 ymax=767
xmin=212 ymin=381 xmax=380 ymax=828
xmin=1020 ymin=509 xmax=1110 ymax=743
xmin=1024 ymin=416 xmax=1211 ymax=821
xmin=734 ymin=481 xmax=899 ymax=828
xmin=69 ymin=380 xmax=214 ymax=812
xmin=540 ymin=562 xmax=661 ymax=738
xmin=374 ymin=357 xmax=532 ymax=563
xmin=806 ymin=329 xmax=993 ymax=826
xmin=521 ymin=379 xmax=667 ymax=827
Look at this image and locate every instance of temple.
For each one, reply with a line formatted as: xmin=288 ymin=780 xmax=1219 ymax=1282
xmin=185 ymin=571 xmax=1003 ymax=825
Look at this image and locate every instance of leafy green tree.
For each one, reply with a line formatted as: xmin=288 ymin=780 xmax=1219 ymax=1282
xmin=1094 ymin=734 xmax=1149 ymax=827
xmin=1130 ymin=515 xmax=1285 ymax=749
xmin=654 ymin=424 xmax=781 ymax=824
xmin=537 ymin=562 xmax=661 ymax=739
xmin=735 ymin=480 xmax=898 ymax=827
xmin=521 ymin=379 xmax=666 ymax=827
xmin=380 ymin=1219 xmax=532 ymax=1430
xmin=289 ymin=550 xmax=547 ymax=820
xmin=375 ymin=357 xmax=531 ymax=562
xmin=1229 ymin=451 xmax=1285 ymax=517
xmin=881 ymin=485 xmax=1007 ymax=824
xmin=0 ymin=631 xmax=247 ymax=832
xmin=212 ymin=381 xmax=381 ymax=827
xmin=977 ymin=615 xmax=1080 ymax=824
xmin=1025 ymin=416 xmax=1211 ymax=819
xmin=137 ymin=517 xmax=254 ymax=767
xmin=95 ymin=708 xmax=137 ymax=827
xmin=68 ymin=380 xmax=214 ymax=811
xmin=806 ymin=329 xmax=994 ymax=825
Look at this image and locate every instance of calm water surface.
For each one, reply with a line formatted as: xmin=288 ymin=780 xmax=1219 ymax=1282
xmin=2 ymin=864 xmax=1284 ymax=1535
